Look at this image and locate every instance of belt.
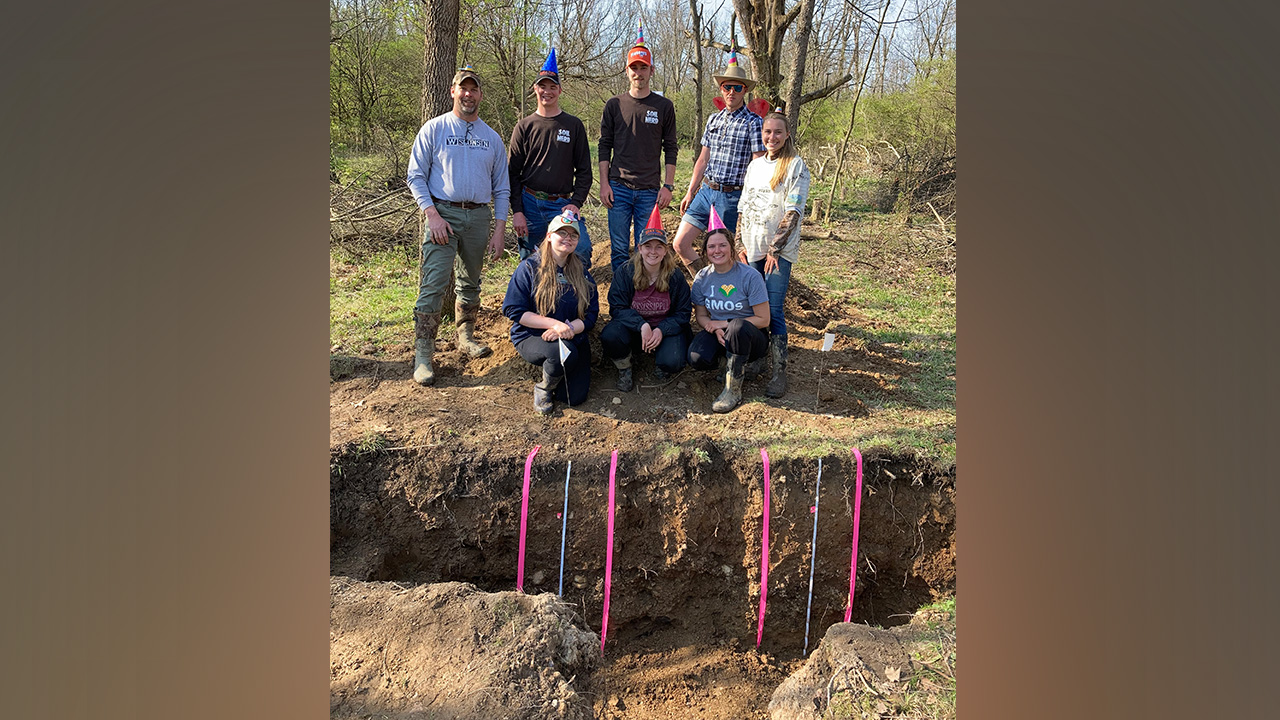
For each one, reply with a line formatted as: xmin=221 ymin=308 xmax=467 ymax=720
xmin=613 ymin=178 xmax=658 ymax=191
xmin=431 ymin=196 xmax=488 ymax=210
xmin=523 ymin=188 xmax=573 ymax=201
xmin=704 ymin=180 xmax=744 ymax=192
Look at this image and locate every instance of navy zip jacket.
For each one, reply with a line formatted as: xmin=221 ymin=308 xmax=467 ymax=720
xmin=502 ymin=252 xmax=600 ymax=346
xmin=607 ymin=260 xmax=692 ymax=338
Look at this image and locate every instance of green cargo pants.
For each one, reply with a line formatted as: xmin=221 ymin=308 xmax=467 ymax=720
xmin=415 ymin=203 xmax=493 ymax=314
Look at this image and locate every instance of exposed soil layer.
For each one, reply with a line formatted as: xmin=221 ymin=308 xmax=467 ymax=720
xmin=331 ymin=442 xmax=954 ymax=718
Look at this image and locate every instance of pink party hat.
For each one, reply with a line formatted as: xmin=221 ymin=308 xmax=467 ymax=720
xmin=707 ymin=204 xmax=727 ymax=232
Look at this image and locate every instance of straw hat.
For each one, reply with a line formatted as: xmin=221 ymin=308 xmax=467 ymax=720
xmin=712 ymin=50 xmax=756 ymax=92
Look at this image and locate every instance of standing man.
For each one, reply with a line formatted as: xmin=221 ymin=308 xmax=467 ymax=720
xmin=673 ymin=51 xmax=765 ymax=274
xmin=508 ymin=47 xmax=594 ymax=268
xmin=405 ymin=65 xmax=511 ymax=386
xmin=598 ymin=23 xmax=679 ymax=278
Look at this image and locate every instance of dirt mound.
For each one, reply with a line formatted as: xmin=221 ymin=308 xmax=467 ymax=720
xmin=769 ymin=606 xmax=956 ymax=720
xmin=330 ymin=578 xmax=599 ymax=719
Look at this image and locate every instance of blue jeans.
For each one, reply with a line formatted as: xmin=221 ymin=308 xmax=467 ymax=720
xmin=750 ymin=256 xmax=793 ymax=338
xmin=680 ymin=185 xmax=742 ymax=235
xmin=518 ymin=190 xmax=592 ymax=270
xmin=606 ymin=181 xmax=658 ymax=278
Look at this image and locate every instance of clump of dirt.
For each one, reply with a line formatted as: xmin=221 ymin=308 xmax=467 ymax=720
xmin=330 ymin=578 xmax=599 ymax=719
xmin=769 ymin=603 xmax=956 ymax=720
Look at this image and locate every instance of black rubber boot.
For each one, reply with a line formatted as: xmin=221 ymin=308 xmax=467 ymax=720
xmin=712 ymin=353 xmax=747 ymax=413
xmin=765 ymin=336 xmax=788 ymax=398
xmin=613 ymin=355 xmax=634 ymax=392
xmin=534 ymin=369 xmax=561 ymax=415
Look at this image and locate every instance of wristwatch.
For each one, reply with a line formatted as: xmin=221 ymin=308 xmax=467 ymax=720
xmin=662 ymin=183 xmax=674 ymax=191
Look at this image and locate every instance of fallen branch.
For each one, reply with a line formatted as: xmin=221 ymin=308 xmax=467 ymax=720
xmin=340 ymin=202 xmax=417 ymax=223
xmin=330 ymin=188 xmax=412 ymax=222
xmin=801 ymin=230 xmax=841 ymax=241
xmin=926 ymin=201 xmax=949 ymax=234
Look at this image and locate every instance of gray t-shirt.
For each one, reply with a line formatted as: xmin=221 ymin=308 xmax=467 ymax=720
xmin=406 ymin=112 xmax=511 ymax=220
xmin=690 ymin=261 xmax=769 ymax=322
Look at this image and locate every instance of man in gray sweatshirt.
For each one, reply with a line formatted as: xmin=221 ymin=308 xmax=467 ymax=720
xmin=405 ymin=66 xmax=511 ymax=386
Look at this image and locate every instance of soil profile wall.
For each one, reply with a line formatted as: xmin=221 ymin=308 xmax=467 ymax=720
xmin=330 ymin=441 xmax=954 ymax=650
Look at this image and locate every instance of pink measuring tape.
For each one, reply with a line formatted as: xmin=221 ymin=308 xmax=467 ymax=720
xmin=601 ymin=450 xmax=618 ymax=652
xmin=844 ymin=447 xmax=864 ymax=622
xmin=516 ymin=445 xmax=540 ymax=592
xmin=757 ymin=448 xmax=772 ymax=647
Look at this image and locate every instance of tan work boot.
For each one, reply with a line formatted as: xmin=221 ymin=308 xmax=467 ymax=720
xmin=686 ymin=256 xmax=708 ymax=277
xmin=455 ymin=301 xmax=492 ymax=358
xmin=413 ymin=310 xmax=442 ymax=386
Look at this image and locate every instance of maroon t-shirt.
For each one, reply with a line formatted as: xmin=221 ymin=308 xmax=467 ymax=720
xmin=632 ymin=284 xmax=671 ymax=326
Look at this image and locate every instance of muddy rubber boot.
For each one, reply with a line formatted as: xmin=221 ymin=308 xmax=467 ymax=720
xmin=765 ymin=336 xmax=788 ymax=398
xmin=412 ymin=311 xmax=441 ymax=386
xmin=613 ymin=355 xmax=634 ymax=392
xmin=455 ymin=301 xmax=492 ymax=359
xmin=745 ymin=350 xmax=767 ymax=380
xmin=712 ymin=353 xmax=746 ymax=413
xmin=533 ymin=369 xmax=561 ymax=415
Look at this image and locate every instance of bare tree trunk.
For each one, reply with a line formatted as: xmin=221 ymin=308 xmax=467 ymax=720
xmin=824 ymin=0 xmax=890 ymax=225
xmin=783 ymin=0 xmax=817 ymax=131
xmin=689 ymin=0 xmax=704 ymax=151
xmin=420 ymin=0 xmax=460 ymax=123
xmin=419 ymin=0 xmax=460 ymax=319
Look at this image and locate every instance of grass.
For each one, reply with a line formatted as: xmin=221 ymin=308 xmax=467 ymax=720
xmin=793 ymin=231 xmax=955 ymax=465
xmin=329 ymin=242 xmax=522 ymax=355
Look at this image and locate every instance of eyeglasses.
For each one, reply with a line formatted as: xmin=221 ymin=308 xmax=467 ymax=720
xmin=721 ymin=84 xmax=744 ymax=93
xmin=464 ymin=122 xmax=475 ymax=142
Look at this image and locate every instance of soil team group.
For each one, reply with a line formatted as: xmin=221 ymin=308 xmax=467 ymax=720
xmin=405 ymin=28 xmax=812 ymax=416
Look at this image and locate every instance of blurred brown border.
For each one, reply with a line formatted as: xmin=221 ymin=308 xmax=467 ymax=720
xmin=3 ymin=1 xmax=329 ymax=717
xmin=961 ymin=0 xmax=1280 ymax=717
xmin=4 ymin=1 xmax=1278 ymax=718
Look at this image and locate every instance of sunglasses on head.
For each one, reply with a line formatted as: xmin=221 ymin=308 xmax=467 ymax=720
xmin=721 ymin=83 xmax=744 ymax=92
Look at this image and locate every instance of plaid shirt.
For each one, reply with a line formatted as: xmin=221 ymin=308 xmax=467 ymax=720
xmin=700 ymin=104 xmax=765 ymax=186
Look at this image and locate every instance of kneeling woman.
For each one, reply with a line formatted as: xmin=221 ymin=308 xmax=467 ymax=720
xmin=688 ymin=207 xmax=770 ymax=413
xmin=502 ymin=210 xmax=600 ymax=414
xmin=600 ymin=206 xmax=692 ymax=391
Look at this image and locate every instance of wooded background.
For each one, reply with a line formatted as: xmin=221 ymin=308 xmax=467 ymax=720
xmin=330 ymin=0 xmax=955 ymax=227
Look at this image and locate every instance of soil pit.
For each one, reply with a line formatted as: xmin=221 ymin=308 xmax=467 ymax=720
xmin=331 ymin=441 xmax=954 ymax=718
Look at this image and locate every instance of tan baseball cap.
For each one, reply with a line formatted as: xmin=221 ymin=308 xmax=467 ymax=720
xmin=452 ymin=66 xmax=481 ymax=88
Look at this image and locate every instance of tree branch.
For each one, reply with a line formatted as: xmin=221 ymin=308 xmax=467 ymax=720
xmin=781 ymin=2 xmax=803 ymax=33
xmin=799 ymin=73 xmax=853 ymax=104
xmin=699 ymin=37 xmax=745 ymax=53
